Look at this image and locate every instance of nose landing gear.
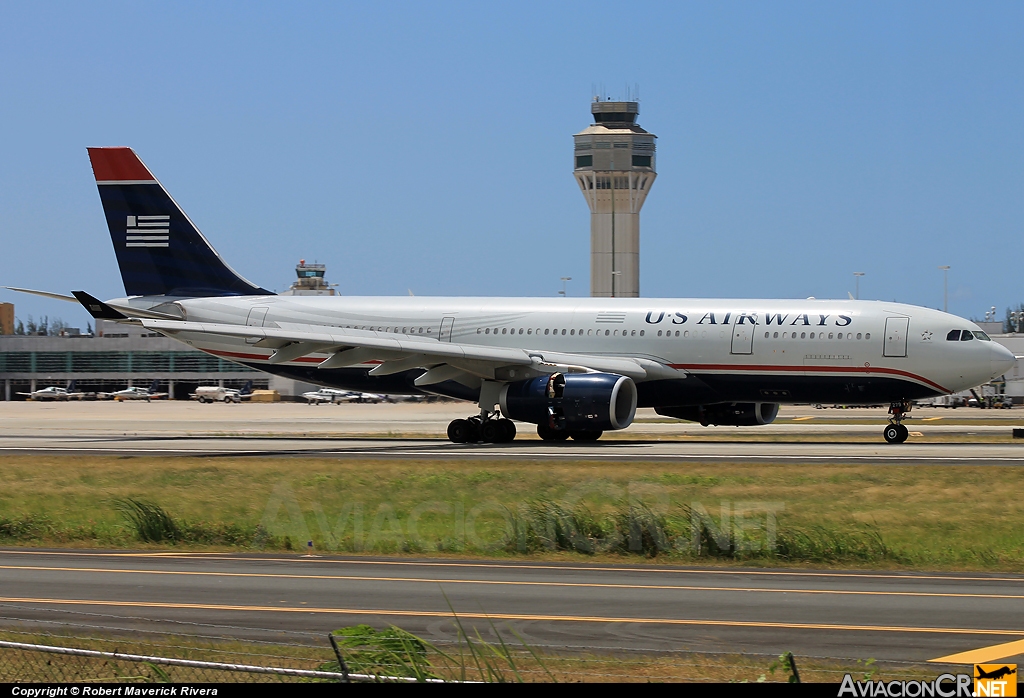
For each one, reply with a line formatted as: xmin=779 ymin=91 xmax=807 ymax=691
xmin=884 ymin=401 xmax=912 ymax=444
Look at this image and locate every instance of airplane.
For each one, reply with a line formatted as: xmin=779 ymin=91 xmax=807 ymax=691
xmin=302 ymin=387 xmax=390 ymax=404
xmin=975 ymin=666 xmax=1016 ymax=681
xmin=192 ymin=380 xmax=253 ymax=403
xmin=99 ymin=380 xmax=168 ymax=402
xmin=12 ymin=147 xmax=1018 ymax=444
xmin=17 ymin=381 xmax=85 ymax=401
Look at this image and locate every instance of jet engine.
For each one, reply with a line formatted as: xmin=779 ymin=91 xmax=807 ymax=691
xmin=500 ymin=372 xmax=637 ymax=431
xmin=656 ymin=402 xmax=780 ymax=426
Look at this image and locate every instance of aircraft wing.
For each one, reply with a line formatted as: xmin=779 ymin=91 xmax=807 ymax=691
xmin=138 ymin=319 xmax=678 ymax=384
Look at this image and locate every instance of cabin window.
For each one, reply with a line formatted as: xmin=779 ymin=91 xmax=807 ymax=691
xmin=658 ymin=330 xmax=663 ymax=337
xmin=828 ymin=332 xmax=834 ymax=339
xmin=570 ymin=329 xmax=575 ymax=335
xmin=801 ymin=332 xmax=806 ymax=339
xmin=865 ymin=333 xmax=870 ymax=339
xmin=485 ymin=328 xmax=490 ymax=334
xmin=946 ymin=330 xmax=961 ymax=341
xmin=639 ymin=330 xmax=644 ymax=336
xmin=856 ymin=333 xmax=862 ymax=339
xmin=544 ymin=329 xmax=549 ymax=335
xmin=605 ymin=329 xmax=610 ymax=336
xmin=684 ymin=330 xmax=689 ymax=337
xmin=773 ymin=332 xmax=778 ymax=339
xmin=519 ymin=328 xmax=524 ymax=335
xmin=527 ymin=329 xmax=532 ymax=335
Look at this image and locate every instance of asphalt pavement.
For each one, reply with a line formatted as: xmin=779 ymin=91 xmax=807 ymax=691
xmin=0 ymin=550 xmax=1022 ymax=666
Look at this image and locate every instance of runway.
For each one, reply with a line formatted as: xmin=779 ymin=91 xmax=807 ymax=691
xmin=0 ymin=549 xmax=1022 ymax=665
xmin=2 ymin=434 xmax=1023 ymax=465
xmin=0 ymin=401 xmax=1020 ymax=464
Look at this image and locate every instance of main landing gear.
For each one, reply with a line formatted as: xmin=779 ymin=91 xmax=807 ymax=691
xmin=447 ymin=413 xmax=517 ymax=444
xmin=884 ymin=400 xmax=912 ymax=444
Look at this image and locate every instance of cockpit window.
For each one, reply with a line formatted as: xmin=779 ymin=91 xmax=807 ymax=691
xmin=972 ymin=331 xmax=991 ymax=341
xmin=960 ymin=331 xmax=974 ymax=341
xmin=946 ymin=330 xmax=961 ymax=341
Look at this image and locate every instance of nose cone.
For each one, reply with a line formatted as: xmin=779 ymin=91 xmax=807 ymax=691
xmin=991 ymin=343 xmax=1017 ymax=378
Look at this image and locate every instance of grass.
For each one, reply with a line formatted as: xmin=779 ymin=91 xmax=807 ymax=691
xmin=0 ymin=455 xmax=1023 ymax=569
xmin=0 ymin=627 xmax=946 ymax=683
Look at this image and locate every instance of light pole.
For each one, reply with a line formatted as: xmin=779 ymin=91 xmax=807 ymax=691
xmin=559 ymin=277 xmax=572 ymax=297
xmin=853 ymin=272 xmax=865 ymax=300
xmin=938 ymin=266 xmax=950 ymax=312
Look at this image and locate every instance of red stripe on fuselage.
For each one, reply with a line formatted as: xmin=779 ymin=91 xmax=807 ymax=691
xmin=668 ymin=363 xmax=948 ymax=393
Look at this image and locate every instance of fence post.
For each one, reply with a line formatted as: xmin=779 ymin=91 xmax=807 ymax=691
xmin=328 ymin=633 xmax=350 ymax=683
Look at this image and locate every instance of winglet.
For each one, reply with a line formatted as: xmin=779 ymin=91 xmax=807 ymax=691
xmin=72 ymin=291 xmax=129 ymax=320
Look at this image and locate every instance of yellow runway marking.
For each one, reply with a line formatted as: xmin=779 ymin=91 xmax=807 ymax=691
xmin=5 ymin=549 xmax=1024 ymax=585
xmin=930 ymin=638 xmax=1024 ymax=664
xmin=3 ymin=564 xmax=1024 ymax=601
xmin=0 ymin=596 xmax=1021 ymax=637
xmin=792 ymin=416 xmax=815 ymax=421
xmin=923 ymin=417 xmax=944 ymax=421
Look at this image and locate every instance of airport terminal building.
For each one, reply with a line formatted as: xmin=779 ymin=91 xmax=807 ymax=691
xmin=0 ymin=319 xmax=268 ymax=400
xmin=0 ymin=262 xmax=341 ymax=400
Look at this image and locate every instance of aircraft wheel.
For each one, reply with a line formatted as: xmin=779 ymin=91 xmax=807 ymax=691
xmin=537 ymin=424 xmax=570 ymax=442
xmin=883 ymin=424 xmax=901 ymax=444
xmin=569 ymin=430 xmax=603 ymax=442
xmin=897 ymin=424 xmax=909 ymax=443
xmin=481 ymin=420 xmax=505 ymax=443
xmin=447 ymin=419 xmax=471 ymax=444
xmin=501 ymin=419 xmax=516 ymax=443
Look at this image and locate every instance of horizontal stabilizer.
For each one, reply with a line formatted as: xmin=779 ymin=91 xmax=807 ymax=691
xmin=4 ymin=287 xmax=78 ymax=303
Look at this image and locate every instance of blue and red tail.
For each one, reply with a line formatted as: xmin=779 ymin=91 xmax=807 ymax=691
xmin=87 ymin=147 xmax=270 ymax=298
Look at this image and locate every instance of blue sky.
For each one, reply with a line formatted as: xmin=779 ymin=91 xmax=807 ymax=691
xmin=1 ymin=1 xmax=1021 ymax=329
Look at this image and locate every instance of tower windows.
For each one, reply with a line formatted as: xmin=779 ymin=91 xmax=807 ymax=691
xmin=575 ymin=155 xmax=593 ymax=169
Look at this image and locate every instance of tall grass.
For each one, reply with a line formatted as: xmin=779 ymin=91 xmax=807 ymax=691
xmin=112 ymin=498 xmax=270 ymax=546
xmin=321 ymin=613 xmax=553 ymax=683
xmin=505 ymin=499 xmax=904 ymax=563
xmin=114 ymin=498 xmax=181 ymax=542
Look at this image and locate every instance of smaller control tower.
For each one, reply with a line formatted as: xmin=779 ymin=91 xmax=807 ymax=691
xmin=279 ymin=260 xmax=337 ymax=296
xmin=573 ymin=99 xmax=656 ymax=298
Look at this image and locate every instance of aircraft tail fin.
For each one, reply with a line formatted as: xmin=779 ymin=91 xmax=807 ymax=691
xmin=240 ymin=380 xmax=253 ymax=396
xmin=67 ymin=380 xmax=76 ymax=392
xmin=149 ymin=379 xmax=160 ymax=394
xmin=87 ymin=148 xmax=271 ymax=298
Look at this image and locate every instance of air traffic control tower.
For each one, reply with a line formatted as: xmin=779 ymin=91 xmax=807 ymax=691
xmin=573 ymin=99 xmax=656 ymax=297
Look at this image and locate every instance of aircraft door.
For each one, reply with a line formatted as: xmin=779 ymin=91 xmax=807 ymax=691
xmin=246 ymin=307 xmax=269 ymax=327
xmin=730 ymin=316 xmax=754 ymax=355
xmin=245 ymin=307 xmax=269 ymax=344
xmin=439 ymin=317 xmax=455 ymax=343
xmin=883 ymin=317 xmax=909 ymax=357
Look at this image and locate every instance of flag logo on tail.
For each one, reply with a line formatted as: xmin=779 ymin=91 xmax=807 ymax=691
xmin=126 ymin=215 xmax=169 ymax=248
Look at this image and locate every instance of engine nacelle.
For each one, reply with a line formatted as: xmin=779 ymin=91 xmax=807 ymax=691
xmin=500 ymin=373 xmax=637 ymax=431
xmin=656 ymin=402 xmax=780 ymax=426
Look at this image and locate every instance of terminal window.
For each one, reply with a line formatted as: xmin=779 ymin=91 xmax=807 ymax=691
xmin=632 ymin=155 xmax=652 ymax=167
xmin=575 ymin=155 xmax=592 ymax=168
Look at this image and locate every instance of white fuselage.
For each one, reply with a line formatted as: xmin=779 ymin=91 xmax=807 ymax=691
xmin=125 ymin=294 xmax=1014 ymax=404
